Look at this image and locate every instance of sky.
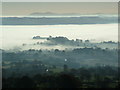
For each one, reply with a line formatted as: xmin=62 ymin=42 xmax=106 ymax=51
xmin=2 ymin=2 xmax=118 ymax=16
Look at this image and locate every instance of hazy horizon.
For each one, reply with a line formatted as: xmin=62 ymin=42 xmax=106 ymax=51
xmin=2 ymin=2 xmax=118 ymax=16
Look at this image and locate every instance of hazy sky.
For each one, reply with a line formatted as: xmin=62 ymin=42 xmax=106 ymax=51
xmin=2 ymin=2 xmax=118 ymax=16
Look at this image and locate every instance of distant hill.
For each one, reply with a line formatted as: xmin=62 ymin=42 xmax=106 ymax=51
xmin=29 ymin=12 xmax=79 ymax=16
xmin=1 ymin=16 xmax=117 ymax=25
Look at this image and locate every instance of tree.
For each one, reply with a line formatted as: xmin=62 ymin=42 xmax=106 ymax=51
xmin=16 ymin=76 xmax=35 ymax=88
xmin=58 ymin=74 xmax=80 ymax=88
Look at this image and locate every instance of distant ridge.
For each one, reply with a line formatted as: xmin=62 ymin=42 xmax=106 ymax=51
xmin=29 ymin=12 xmax=79 ymax=16
xmin=1 ymin=14 xmax=117 ymax=25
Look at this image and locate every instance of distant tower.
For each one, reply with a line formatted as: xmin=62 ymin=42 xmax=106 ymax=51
xmin=49 ymin=35 xmax=52 ymax=38
xmin=63 ymin=64 xmax=68 ymax=72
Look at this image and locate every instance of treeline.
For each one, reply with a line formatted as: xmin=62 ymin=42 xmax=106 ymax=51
xmin=2 ymin=47 xmax=118 ymax=67
xmin=2 ymin=47 xmax=119 ymax=89
xmin=31 ymin=36 xmax=118 ymax=49
xmin=3 ymin=66 xmax=119 ymax=89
